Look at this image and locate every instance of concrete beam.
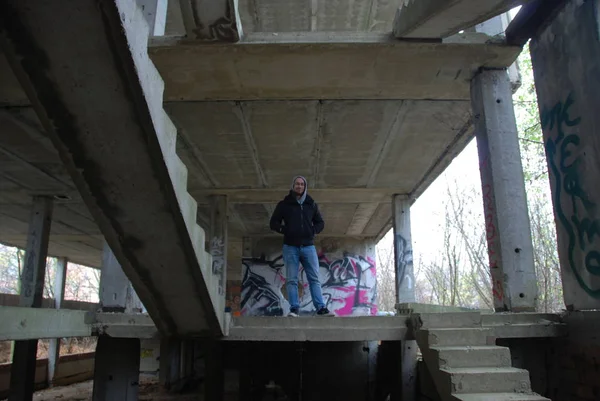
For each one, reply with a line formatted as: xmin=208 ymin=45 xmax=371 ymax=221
xmin=225 ymin=316 xmax=410 ymax=342
xmin=393 ymin=0 xmax=525 ymax=39
xmin=0 ymin=0 xmax=221 ymax=336
xmin=191 ymin=188 xmax=407 ymax=204
xmin=149 ymin=39 xmax=522 ymax=101
xmin=179 ymin=0 xmax=243 ymax=41
xmin=0 ymin=306 xmax=92 ymax=341
xmin=471 ymin=69 xmax=538 ymax=312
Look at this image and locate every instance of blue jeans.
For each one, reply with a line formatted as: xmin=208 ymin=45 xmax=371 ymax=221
xmin=282 ymin=244 xmax=325 ymax=311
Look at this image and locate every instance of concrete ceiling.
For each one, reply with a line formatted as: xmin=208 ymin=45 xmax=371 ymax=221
xmin=0 ymin=0 xmax=522 ymax=272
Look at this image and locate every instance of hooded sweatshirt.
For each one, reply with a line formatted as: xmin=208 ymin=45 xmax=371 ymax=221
xmin=269 ymin=176 xmax=325 ymax=246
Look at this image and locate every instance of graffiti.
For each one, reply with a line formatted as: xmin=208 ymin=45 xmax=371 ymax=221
xmin=395 ymin=234 xmax=414 ymax=291
xmin=210 ymin=236 xmax=226 ymax=295
xmin=240 ymin=251 xmax=377 ymax=316
xmin=543 ymin=92 xmax=600 ymax=297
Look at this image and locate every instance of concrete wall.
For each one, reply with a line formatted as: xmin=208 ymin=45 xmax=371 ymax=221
xmin=530 ymin=0 xmax=600 ymax=309
xmin=497 ymin=311 xmax=600 ymax=401
xmin=233 ymin=237 xmax=377 ymax=316
xmin=0 ymin=352 xmax=95 ymax=399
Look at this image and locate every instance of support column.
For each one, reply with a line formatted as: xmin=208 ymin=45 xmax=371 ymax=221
xmin=9 ymin=196 xmax=53 ymax=401
xmin=205 ymin=341 xmax=224 ymax=401
xmin=392 ymin=196 xmax=415 ymax=304
xmin=48 ymin=257 xmax=67 ymax=386
xmin=92 ymin=337 xmax=140 ymax=401
xmin=391 ymin=195 xmax=416 ymax=401
xmin=209 ymin=195 xmax=228 ymax=302
xmin=93 ymin=243 xmax=141 ymax=401
xmin=159 ymin=338 xmax=181 ymax=390
xmin=471 ymin=68 xmax=539 ymax=312
xmin=136 ymin=0 xmax=168 ymax=36
xmin=529 ymin=0 xmax=600 ymax=310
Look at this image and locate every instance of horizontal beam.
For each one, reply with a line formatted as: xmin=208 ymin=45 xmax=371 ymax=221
xmin=0 ymin=306 xmax=93 ymax=341
xmin=190 ymin=188 xmax=408 ymax=204
xmin=393 ymin=0 xmax=526 ymax=39
xmin=505 ymin=0 xmax=568 ymax=46
xmin=149 ymin=39 xmax=521 ymax=101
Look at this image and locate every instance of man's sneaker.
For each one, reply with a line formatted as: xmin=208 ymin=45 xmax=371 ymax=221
xmin=316 ymin=307 xmax=335 ymax=317
xmin=288 ymin=308 xmax=299 ymax=317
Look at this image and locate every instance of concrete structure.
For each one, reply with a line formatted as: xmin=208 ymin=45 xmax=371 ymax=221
xmin=0 ymin=0 xmax=599 ymax=400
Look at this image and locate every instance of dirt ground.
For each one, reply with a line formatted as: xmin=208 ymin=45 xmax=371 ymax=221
xmin=19 ymin=376 xmax=202 ymax=401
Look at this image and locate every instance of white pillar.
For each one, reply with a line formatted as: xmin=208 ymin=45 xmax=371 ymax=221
xmin=392 ymin=195 xmax=415 ymax=304
xmin=136 ymin=0 xmax=168 ymax=36
xmin=471 ymin=68 xmax=538 ymax=312
xmin=48 ymin=257 xmax=67 ymax=386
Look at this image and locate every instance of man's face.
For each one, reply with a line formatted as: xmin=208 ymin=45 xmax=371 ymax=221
xmin=293 ymin=178 xmax=305 ymax=196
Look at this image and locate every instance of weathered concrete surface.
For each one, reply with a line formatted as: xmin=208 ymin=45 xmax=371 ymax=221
xmin=178 ymin=0 xmax=243 ymax=41
xmin=530 ymin=0 xmax=600 ymax=310
xmin=472 ymin=69 xmax=538 ymax=312
xmin=393 ymin=196 xmax=415 ymax=304
xmin=393 ymin=0 xmax=525 ymax=38
xmin=92 ymin=337 xmax=140 ymax=401
xmin=225 ymin=316 xmax=409 ymax=341
xmin=149 ymin=40 xmax=521 ymax=100
xmin=0 ymin=306 xmax=93 ymax=341
xmin=0 ymin=0 xmax=221 ymax=336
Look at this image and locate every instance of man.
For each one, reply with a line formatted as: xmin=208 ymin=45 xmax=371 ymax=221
xmin=270 ymin=176 xmax=334 ymax=317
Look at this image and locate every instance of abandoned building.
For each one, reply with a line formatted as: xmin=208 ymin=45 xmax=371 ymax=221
xmin=0 ymin=0 xmax=599 ymax=400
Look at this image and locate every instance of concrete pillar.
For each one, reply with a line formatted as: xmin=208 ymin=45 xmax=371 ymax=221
xmin=392 ymin=195 xmax=415 ymax=304
xmin=9 ymin=196 xmax=53 ymax=401
xmin=92 ymin=337 xmax=140 ymax=401
xmin=391 ymin=196 xmax=417 ymax=401
xmin=159 ymin=338 xmax=181 ymax=390
xmin=48 ymin=257 xmax=67 ymax=386
xmin=529 ymin=0 xmax=600 ymax=310
xmin=136 ymin=0 xmax=168 ymax=36
xmin=99 ymin=242 xmax=142 ymax=313
xmin=471 ymin=68 xmax=539 ymax=312
xmin=205 ymin=341 xmax=224 ymax=401
xmin=209 ymin=195 xmax=228 ymax=299
xmin=93 ymin=243 xmax=141 ymax=400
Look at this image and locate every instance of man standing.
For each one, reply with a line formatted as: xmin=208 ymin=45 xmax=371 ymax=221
xmin=270 ymin=176 xmax=334 ymax=317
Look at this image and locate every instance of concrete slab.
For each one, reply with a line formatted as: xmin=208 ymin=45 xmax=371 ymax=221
xmin=452 ymin=394 xmax=550 ymax=401
xmin=225 ymin=316 xmax=409 ymax=341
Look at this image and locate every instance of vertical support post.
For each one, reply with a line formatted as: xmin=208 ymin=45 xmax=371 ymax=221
xmin=205 ymin=341 xmax=224 ymax=401
xmin=209 ymin=195 xmax=228 ymax=305
xmin=471 ymin=68 xmax=539 ymax=312
xmin=99 ymin=242 xmax=142 ymax=313
xmin=392 ymin=195 xmax=415 ymax=305
xmin=92 ymin=337 xmax=140 ymax=401
xmin=9 ymin=196 xmax=53 ymax=401
xmin=392 ymin=195 xmax=416 ymax=401
xmin=242 ymin=236 xmax=252 ymax=258
xmin=93 ymin=243 xmax=141 ymax=400
xmin=529 ymin=0 xmax=600 ymax=310
xmin=159 ymin=337 xmax=181 ymax=390
xmin=48 ymin=257 xmax=67 ymax=386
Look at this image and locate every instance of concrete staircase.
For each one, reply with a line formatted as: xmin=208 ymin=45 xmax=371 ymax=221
xmin=413 ymin=312 xmax=550 ymax=401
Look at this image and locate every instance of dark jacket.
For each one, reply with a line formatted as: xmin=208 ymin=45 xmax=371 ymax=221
xmin=270 ymin=191 xmax=325 ymax=246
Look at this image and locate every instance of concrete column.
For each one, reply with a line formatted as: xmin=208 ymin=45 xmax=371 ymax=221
xmin=136 ymin=0 xmax=168 ymax=36
xmin=204 ymin=341 xmax=224 ymax=401
xmin=99 ymin=242 xmax=142 ymax=313
xmin=471 ymin=68 xmax=539 ymax=312
xmin=48 ymin=257 xmax=67 ymax=386
xmin=159 ymin=338 xmax=181 ymax=390
xmin=209 ymin=195 xmax=228 ymax=299
xmin=529 ymin=0 xmax=600 ymax=310
xmin=392 ymin=195 xmax=415 ymax=304
xmin=92 ymin=337 xmax=140 ymax=401
xmin=9 ymin=196 xmax=53 ymax=401
xmin=93 ymin=243 xmax=141 ymax=400
xmin=392 ymin=196 xmax=417 ymax=401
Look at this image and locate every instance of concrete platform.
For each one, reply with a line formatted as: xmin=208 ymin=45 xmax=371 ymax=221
xmin=225 ymin=315 xmax=409 ymax=341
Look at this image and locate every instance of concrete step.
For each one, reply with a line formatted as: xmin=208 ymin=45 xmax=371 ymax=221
xmin=439 ymin=367 xmax=531 ymax=394
xmin=482 ymin=313 xmax=562 ymax=326
xmin=430 ymin=345 xmax=511 ymax=369
xmin=417 ymin=328 xmax=492 ymax=348
xmin=452 ymin=393 xmax=550 ymax=401
xmin=413 ymin=312 xmax=482 ymax=330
